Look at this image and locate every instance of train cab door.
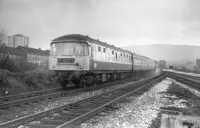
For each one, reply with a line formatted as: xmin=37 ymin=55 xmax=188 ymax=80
xmin=89 ymin=45 xmax=94 ymax=70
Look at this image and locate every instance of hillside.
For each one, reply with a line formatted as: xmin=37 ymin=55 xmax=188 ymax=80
xmin=123 ymin=44 xmax=200 ymax=65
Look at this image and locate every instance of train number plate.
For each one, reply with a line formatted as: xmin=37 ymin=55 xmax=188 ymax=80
xmin=57 ymin=58 xmax=75 ymax=63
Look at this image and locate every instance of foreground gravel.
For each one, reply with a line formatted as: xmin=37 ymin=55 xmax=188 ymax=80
xmin=80 ymin=78 xmax=172 ymax=128
xmin=79 ymin=77 xmax=200 ymax=128
xmin=0 ymin=77 xmax=149 ymax=123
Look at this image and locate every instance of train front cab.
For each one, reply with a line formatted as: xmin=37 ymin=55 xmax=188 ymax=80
xmin=49 ymin=41 xmax=91 ymax=71
xmin=49 ymin=41 xmax=94 ymax=88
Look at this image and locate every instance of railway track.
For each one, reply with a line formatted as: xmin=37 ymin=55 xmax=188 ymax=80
xmin=165 ymin=71 xmax=200 ymax=81
xmin=0 ymin=73 xmax=166 ymax=128
xmin=167 ymin=72 xmax=200 ymax=91
xmin=0 ymin=88 xmax=62 ymax=103
xmin=0 ymin=90 xmax=68 ymax=110
xmin=0 ymin=73 xmax=157 ymax=110
xmin=186 ymin=74 xmax=200 ymax=81
xmin=0 ymin=88 xmax=64 ymax=109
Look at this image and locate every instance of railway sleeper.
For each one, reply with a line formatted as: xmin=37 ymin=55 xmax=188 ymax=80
xmin=64 ymin=108 xmax=88 ymax=114
xmin=58 ymin=111 xmax=81 ymax=117
xmin=62 ymin=108 xmax=91 ymax=116
xmin=48 ymin=115 xmax=73 ymax=121
xmin=64 ymin=109 xmax=90 ymax=115
xmin=106 ymin=103 xmax=122 ymax=110
xmin=40 ymin=118 xmax=64 ymax=125
xmin=60 ymin=114 xmax=81 ymax=119
xmin=67 ymin=107 xmax=89 ymax=111
xmin=27 ymin=123 xmax=57 ymax=128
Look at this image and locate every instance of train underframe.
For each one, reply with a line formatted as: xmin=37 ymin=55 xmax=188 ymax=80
xmin=57 ymin=70 xmax=155 ymax=89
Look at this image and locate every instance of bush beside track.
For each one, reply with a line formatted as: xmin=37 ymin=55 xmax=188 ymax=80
xmin=0 ymin=68 xmax=60 ymax=96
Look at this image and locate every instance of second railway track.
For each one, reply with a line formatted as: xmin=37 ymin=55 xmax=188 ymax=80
xmin=0 ymin=87 xmax=61 ymax=103
xmin=0 ymin=73 xmax=167 ymax=128
xmin=166 ymin=72 xmax=200 ymax=91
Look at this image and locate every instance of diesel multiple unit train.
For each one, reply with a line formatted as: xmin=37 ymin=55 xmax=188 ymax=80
xmin=49 ymin=34 xmax=159 ymax=88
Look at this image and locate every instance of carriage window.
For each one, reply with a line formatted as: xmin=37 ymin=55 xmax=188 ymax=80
xmin=98 ymin=46 xmax=101 ymax=52
xmin=103 ymin=48 xmax=106 ymax=53
xmin=51 ymin=43 xmax=60 ymax=56
xmin=115 ymin=53 xmax=117 ymax=61
xmin=112 ymin=50 xmax=114 ymax=55
xmin=128 ymin=55 xmax=129 ymax=62
xmin=51 ymin=42 xmax=88 ymax=56
xmin=74 ymin=43 xmax=88 ymax=56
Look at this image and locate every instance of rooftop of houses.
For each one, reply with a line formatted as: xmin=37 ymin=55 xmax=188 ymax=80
xmin=17 ymin=46 xmax=50 ymax=56
xmin=0 ymin=46 xmax=25 ymax=56
xmin=0 ymin=46 xmax=50 ymax=56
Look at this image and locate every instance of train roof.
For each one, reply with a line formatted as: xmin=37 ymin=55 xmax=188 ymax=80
xmin=52 ymin=34 xmax=154 ymax=61
xmin=52 ymin=34 xmax=88 ymax=42
xmin=52 ymin=34 xmax=132 ymax=54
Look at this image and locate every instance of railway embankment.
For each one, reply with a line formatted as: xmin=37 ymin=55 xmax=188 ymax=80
xmin=0 ymin=68 xmax=59 ymax=96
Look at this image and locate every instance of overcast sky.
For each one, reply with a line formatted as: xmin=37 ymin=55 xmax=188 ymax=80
xmin=0 ymin=0 xmax=200 ymax=49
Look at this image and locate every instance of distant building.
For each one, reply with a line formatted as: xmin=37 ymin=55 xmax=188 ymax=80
xmin=0 ymin=45 xmax=26 ymax=69
xmin=17 ymin=46 xmax=49 ymax=66
xmin=0 ymin=41 xmax=7 ymax=47
xmin=159 ymin=60 xmax=166 ymax=69
xmin=8 ymin=34 xmax=29 ymax=48
xmin=0 ymin=45 xmax=50 ymax=70
xmin=196 ymin=59 xmax=200 ymax=66
xmin=0 ymin=46 xmax=25 ymax=60
xmin=0 ymin=36 xmax=8 ymax=46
